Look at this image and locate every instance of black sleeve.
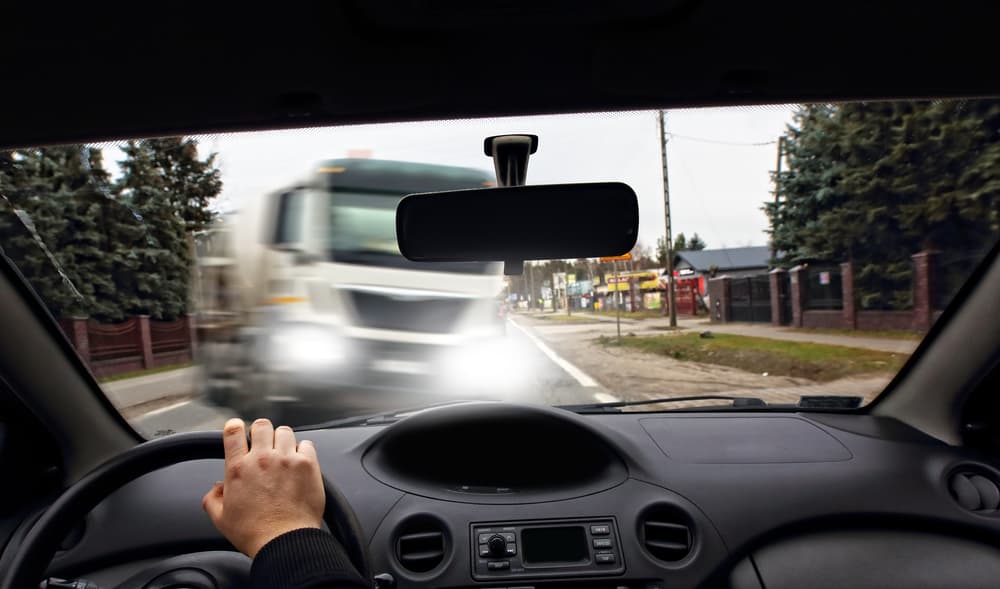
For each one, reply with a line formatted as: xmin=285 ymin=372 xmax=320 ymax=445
xmin=251 ymin=528 xmax=370 ymax=589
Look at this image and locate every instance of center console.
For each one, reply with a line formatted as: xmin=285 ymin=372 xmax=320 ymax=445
xmin=471 ymin=518 xmax=625 ymax=581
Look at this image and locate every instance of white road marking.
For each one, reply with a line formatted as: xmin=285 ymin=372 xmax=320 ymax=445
xmin=592 ymin=392 xmax=621 ymax=403
xmin=508 ymin=319 xmax=599 ymax=388
xmin=137 ymin=400 xmax=191 ymax=419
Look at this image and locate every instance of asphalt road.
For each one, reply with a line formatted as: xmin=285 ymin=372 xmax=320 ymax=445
xmin=127 ymin=318 xmax=612 ymax=437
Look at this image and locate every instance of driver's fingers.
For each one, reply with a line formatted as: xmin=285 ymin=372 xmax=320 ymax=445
xmin=250 ymin=418 xmax=275 ymax=451
xmin=274 ymin=425 xmax=297 ymax=455
xmin=202 ymin=481 xmax=224 ymax=523
xmin=222 ymin=418 xmax=248 ymax=461
xmin=297 ymin=439 xmax=318 ymax=462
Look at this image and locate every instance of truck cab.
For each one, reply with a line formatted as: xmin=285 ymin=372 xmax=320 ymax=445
xmin=197 ymin=159 xmax=509 ymax=422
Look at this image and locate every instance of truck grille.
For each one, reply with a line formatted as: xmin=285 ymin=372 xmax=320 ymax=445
xmin=345 ymin=289 xmax=468 ymax=333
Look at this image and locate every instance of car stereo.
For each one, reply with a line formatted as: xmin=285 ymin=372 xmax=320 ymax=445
xmin=471 ymin=518 xmax=624 ymax=580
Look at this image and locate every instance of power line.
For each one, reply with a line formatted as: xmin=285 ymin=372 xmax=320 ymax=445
xmin=666 ymin=133 xmax=777 ymax=147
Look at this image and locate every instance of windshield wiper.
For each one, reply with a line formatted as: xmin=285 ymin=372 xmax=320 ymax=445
xmin=559 ymin=395 xmax=768 ymax=413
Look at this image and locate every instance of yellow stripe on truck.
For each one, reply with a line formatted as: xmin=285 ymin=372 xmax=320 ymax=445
xmin=265 ymin=296 xmax=309 ymax=304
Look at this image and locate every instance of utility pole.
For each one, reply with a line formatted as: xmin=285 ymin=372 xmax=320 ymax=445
xmin=658 ymin=110 xmax=677 ymax=327
xmin=770 ymin=136 xmax=785 ymax=263
xmin=526 ymin=261 xmax=534 ymax=311
xmin=566 ymin=277 xmax=571 ymax=317
xmin=614 ymin=260 xmax=622 ymax=340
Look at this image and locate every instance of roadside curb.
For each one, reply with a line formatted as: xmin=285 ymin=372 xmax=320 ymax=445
xmin=101 ymin=366 xmax=201 ymax=409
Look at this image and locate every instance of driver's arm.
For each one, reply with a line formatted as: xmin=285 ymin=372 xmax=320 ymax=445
xmin=202 ymin=418 xmax=370 ymax=589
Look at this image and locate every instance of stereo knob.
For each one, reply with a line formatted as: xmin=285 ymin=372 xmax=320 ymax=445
xmin=487 ymin=535 xmax=507 ymax=557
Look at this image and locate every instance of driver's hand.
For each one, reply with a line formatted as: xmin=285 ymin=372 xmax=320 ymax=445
xmin=202 ymin=418 xmax=325 ymax=558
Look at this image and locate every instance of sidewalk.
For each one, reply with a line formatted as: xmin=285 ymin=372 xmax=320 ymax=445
xmin=516 ymin=311 xmax=919 ymax=354
xmin=672 ymin=319 xmax=919 ymax=354
xmin=102 ymin=366 xmax=201 ymax=408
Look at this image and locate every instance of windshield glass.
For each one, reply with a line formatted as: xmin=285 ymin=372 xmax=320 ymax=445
xmin=1 ymin=101 xmax=997 ymax=436
xmin=327 ymin=190 xmax=494 ymax=274
xmin=329 ymin=192 xmax=400 ymax=255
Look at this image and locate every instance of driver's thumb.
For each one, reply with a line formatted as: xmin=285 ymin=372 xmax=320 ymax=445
xmin=202 ymin=481 xmax=224 ymax=524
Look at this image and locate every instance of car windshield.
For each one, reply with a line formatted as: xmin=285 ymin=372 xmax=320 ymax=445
xmin=326 ymin=190 xmax=495 ymax=274
xmin=1 ymin=101 xmax=997 ymax=437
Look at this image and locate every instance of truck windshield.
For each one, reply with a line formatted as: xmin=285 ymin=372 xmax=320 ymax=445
xmin=327 ymin=191 xmax=495 ymax=274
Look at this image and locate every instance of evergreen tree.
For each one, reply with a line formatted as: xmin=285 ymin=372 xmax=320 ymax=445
xmin=766 ymin=99 xmax=1000 ymax=310
xmin=655 ymin=236 xmax=668 ymax=266
xmin=0 ymin=148 xmax=82 ymax=316
xmin=144 ymin=138 xmax=222 ymax=232
xmin=2 ymin=138 xmax=222 ymax=322
xmin=687 ymin=233 xmax=707 ymax=250
xmin=117 ymin=141 xmax=191 ymax=319
xmin=673 ymin=232 xmax=687 ymax=252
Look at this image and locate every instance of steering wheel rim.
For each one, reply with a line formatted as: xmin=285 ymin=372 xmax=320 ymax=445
xmin=0 ymin=431 xmax=371 ymax=589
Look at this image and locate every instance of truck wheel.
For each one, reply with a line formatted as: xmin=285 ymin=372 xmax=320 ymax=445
xmin=205 ymin=384 xmax=232 ymax=407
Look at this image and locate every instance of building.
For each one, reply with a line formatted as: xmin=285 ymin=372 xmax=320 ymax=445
xmin=670 ymin=246 xmax=771 ymax=294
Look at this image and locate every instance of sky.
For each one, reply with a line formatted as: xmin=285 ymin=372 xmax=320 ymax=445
xmin=103 ymin=105 xmax=797 ymax=249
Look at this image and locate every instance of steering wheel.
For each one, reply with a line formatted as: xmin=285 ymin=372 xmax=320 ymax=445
xmin=1 ymin=432 xmax=371 ymax=589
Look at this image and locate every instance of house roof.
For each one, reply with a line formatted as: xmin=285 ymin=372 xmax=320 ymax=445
xmin=675 ymin=246 xmax=770 ymax=272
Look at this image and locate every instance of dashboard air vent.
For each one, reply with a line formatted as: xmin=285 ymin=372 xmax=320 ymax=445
xmin=949 ymin=469 xmax=1000 ymax=514
xmin=395 ymin=516 xmax=447 ymax=573
xmin=640 ymin=505 xmax=692 ymax=562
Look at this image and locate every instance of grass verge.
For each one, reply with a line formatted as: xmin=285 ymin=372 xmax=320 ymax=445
xmin=534 ymin=314 xmax=603 ymax=323
xmin=597 ymin=333 xmax=908 ymax=382
xmin=588 ymin=310 xmax=665 ymax=320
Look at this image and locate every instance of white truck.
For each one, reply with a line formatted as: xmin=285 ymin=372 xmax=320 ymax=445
xmin=194 ymin=159 xmax=508 ymax=422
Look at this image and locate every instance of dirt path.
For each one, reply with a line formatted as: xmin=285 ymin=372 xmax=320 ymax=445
xmin=514 ymin=315 xmax=891 ymax=407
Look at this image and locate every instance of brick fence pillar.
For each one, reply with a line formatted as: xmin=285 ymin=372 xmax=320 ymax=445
xmin=912 ymin=251 xmax=938 ymax=332
xmin=789 ymin=265 xmax=807 ymax=327
xmin=186 ymin=314 xmax=198 ymax=359
xmin=70 ymin=317 xmax=90 ymax=363
xmin=137 ymin=315 xmax=154 ymax=369
xmin=769 ymin=268 xmax=786 ymax=326
xmin=841 ymin=260 xmax=856 ymax=330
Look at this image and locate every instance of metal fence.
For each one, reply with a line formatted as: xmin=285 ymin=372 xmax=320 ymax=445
xmin=934 ymin=248 xmax=989 ymax=310
xmin=805 ymin=266 xmax=843 ymax=310
xmin=730 ymin=275 xmax=772 ymax=322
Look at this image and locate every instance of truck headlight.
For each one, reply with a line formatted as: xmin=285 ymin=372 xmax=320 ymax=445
xmin=441 ymin=339 xmax=526 ymax=394
xmin=270 ymin=324 xmax=346 ymax=369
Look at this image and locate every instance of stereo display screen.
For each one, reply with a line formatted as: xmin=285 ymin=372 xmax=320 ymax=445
xmin=521 ymin=526 xmax=589 ymax=564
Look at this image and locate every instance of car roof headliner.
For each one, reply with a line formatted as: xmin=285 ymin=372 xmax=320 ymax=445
xmin=3 ymin=1 xmax=999 ymax=148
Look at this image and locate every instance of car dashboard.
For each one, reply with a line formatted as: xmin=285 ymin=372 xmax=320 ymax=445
xmin=10 ymin=403 xmax=1000 ymax=588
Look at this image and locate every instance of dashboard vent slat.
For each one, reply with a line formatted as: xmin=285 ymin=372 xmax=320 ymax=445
xmin=645 ymin=539 xmax=690 ymax=551
xmin=398 ymin=548 xmax=444 ymax=563
xmin=395 ymin=517 xmax=447 ymax=573
xmin=640 ymin=506 xmax=693 ymax=562
xmin=949 ymin=469 xmax=1000 ymax=514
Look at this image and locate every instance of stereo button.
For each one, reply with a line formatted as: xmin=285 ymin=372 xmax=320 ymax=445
xmin=487 ymin=560 xmax=511 ymax=570
xmin=590 ymin=525 xmax=611 ymax=536
xmin=595 ymin=552 xmax=616 ymax=564
xmin=593 ymin=538 xmax=613 ymax=549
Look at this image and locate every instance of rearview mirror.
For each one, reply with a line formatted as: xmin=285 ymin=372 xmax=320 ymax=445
xmin=396 ymin=182 xmax=638 ymax=274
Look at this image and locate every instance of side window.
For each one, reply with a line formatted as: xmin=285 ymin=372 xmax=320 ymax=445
xmin=273 ymin=189 xmax=306 ymax=245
